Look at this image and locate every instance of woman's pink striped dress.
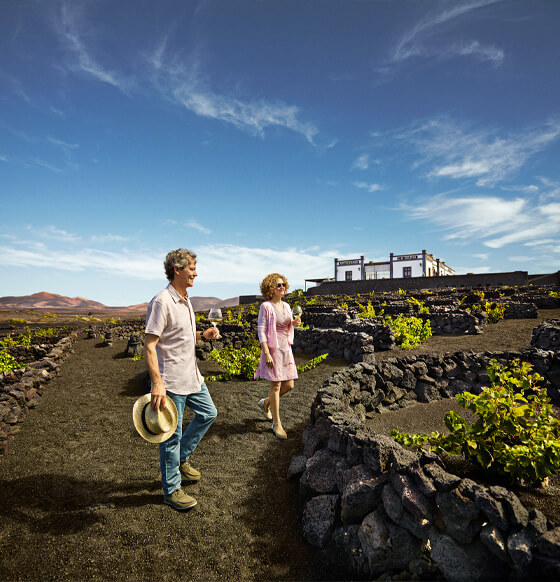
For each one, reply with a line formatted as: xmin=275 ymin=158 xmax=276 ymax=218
xmin=254 ymin=302 xmax=298 ymax=382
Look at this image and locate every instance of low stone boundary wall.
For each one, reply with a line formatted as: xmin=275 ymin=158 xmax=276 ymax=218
xmin=419 ymin=308 xmax=485 ymax=335
xmin=290 ymin=348 xmax=560 ymax=581
xmin=532 ymin=321 xmax=560 ymax=352
xmin=505 ymin=302 xmax=539 ymax=319
xmin=85 ymin=320 xmax=144 ymax=341
xmin=302 ymin=305 xmax=486 ymax=338
xmin=0 ymin=330 xmax=79 ymax=452
xmin=293 ymin=328 xmax=377 ymax=364
xmin=3 ymin=337 xmax=67 ymax=363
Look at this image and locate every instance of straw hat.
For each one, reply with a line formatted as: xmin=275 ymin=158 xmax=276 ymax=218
xmin=133 ymin=394 xmax=178 ymax=443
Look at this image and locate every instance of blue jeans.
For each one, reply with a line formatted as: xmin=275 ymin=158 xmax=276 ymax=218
xmin=159 ymin=384 xmax=217 ymax=495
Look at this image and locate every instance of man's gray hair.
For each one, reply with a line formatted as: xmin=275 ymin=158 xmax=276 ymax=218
xmin=164 ymin=249 xmax=197 ymax=282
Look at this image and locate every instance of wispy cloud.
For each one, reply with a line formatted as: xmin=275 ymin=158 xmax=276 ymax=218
xmin=354 ymin=181 xmax=383 ymax=193
xmin=30 ymin=158 xmax=64 ymax=174
xmin=53 ymin=6 xmax=320 ymax=145
xmin=40 ymin=225 xmax=81 ymax=242
xmin=0 ymin=244 xmax=162 ymax=278
xmin=186 ymin=220 xmax=211 ymax=235
xmin=48 ymin=137 xmax=79 ymax=151
xmin=404 ymin=193 xmax=560 ymax=250
xmin=386 ymin=0 xmax=503 ymax=71
xmin=58 ymin=5 xmax=130 ymax=91
xmin=397 ymin=117 xmax=560 ymax=186
xmin=90 ymin=234 xmax=128 ymax=243
xmin=352 ymin=153 xmax=370 ymax=170
xmin=147 ymin=43 xmax=319 ymax=144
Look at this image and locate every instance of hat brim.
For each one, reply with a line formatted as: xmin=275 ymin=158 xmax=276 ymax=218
xmin=133 ymin=393 xmax=178 ymax=443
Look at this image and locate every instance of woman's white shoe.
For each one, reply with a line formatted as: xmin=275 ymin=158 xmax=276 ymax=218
xmin=258 ymin=398 xmax=273 ymax=420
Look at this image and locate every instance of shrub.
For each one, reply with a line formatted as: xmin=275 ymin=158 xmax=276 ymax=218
xmin=207 ymin=345 xmax=261 ymax=381
xmin=297 ymin=353 xmax=328 ymax=373
xmin=469 ymin=301 xmax=507 ymax=323
xmin=284 ymin=288 xmax=304 ymax=304
xmin=0 ymin=334 xmax=17 ymax=348
xmin=33 ymin=327 xmax=63 ymax=338
xmin=9 ymin=318 xmax=26 ymax=325
xmin=223 ymin=309 xmax=247 ymax=327
xmin=383 ymin=314 xmax=432 ymax=350
xmin=485 ymin=301 xmax=507 ymax=324
xmin=358 ymin=300 xmax=376 ymax=319
xmin=0 ymin=350 xmax=24 ymax=374
xmin=549 ymin=291 xmax=560 ymax=298
xmin=391 ymin=359 xmax=560 ymax=487
xmin=405 ymin=297 xmax=429 ymax=314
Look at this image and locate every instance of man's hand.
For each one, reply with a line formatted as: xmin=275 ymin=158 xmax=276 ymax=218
xmin=150 ymin=380 xmax=166 ymax=412
xmin=203 ymin=326 xmax=221 ymax=340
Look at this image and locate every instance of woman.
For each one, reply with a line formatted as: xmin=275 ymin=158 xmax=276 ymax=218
xmin=254 ymin=273 xmax=300 ymax=439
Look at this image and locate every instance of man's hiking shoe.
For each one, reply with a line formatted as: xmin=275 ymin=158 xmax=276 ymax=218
xmin=180 ymin=460 xmax=201 ymax=482
xmin=163 ymin=488 xmax=197 ymax=511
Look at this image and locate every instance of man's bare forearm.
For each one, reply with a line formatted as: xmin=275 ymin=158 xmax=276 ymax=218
xmin=144 ymin=335 xmax=166 ymax=411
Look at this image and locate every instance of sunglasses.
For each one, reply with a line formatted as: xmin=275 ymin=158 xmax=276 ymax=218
xmin=276 ymin=282 xmax=286 ymax=288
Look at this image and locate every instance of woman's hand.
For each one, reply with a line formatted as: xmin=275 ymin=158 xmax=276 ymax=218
xmin=265 ymin=352 xmax=274 ymax=369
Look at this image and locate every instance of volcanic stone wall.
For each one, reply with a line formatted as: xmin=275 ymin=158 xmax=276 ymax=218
xmin=0 ymin=331 xmax=79 ymax=452
xmin=532 ymin=321 xmax=560 ymax=353
xmin=290 ymin=348 xmax=560 ymax=581
xmin=293 ymin=328 xmax=377 ymax=364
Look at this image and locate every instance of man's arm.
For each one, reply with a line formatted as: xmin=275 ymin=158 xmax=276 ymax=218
xmin=144 ymin=333 xmax=166 ymax=412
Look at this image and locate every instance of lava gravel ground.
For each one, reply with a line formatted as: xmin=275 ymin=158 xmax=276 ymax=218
xmin=1 ymin=309 xmax=559 ymax=581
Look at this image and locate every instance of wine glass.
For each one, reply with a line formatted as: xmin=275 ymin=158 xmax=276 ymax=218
xmin=208 ymin=308 xmax=222 ymax=328
xmin=292 ymin=305 xmax=303 ymax=327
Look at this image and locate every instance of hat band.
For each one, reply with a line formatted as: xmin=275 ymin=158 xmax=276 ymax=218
xmin=141 ymin=402 xmax=160 ymax=436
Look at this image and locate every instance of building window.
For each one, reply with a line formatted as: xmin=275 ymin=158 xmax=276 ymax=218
xmin=345 ymin=271 xmax=353 ymax=281
xmin=403 ymin=267 xmax=412 ymax=278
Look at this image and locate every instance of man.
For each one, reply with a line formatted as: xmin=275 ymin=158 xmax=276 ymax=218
xmin=144 ymin=248 xmax=220 ymax=511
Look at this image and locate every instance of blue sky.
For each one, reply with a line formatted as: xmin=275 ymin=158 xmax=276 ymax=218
xmin=1 ymin=1 xmax=559 ymax=306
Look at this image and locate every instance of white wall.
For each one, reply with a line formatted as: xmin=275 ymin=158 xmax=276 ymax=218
xmin=393 ymin=257 xmax=424 ymax=278
xmin=336 ymin=264 xmax=362 ymax=281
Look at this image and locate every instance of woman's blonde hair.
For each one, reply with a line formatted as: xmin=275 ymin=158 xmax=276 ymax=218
xmin=260 ymin=273 xmax=289 ymax=300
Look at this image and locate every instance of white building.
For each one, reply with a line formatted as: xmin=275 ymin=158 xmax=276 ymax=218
xmin=334 ymin=250 xmax=454 ymax=282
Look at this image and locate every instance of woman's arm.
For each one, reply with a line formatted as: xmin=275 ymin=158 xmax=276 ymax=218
xmin=257 ymin=303 xmax=274 ymax=368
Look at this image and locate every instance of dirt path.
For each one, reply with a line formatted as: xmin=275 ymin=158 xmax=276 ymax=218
xmin=0 ymin=338 xmax=346 ymax=582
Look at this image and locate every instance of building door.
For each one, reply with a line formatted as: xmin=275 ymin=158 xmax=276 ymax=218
xmin=345 ymin=271 xmax=353 ymax=281
xmin=403 ymin=267 xmax=412 ymax=278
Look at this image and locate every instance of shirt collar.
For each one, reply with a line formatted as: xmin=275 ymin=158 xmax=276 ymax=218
xmin=166 ymin=283 xmax=189 ymax=304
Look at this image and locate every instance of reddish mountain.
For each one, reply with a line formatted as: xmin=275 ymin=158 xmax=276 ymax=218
xmin=0 ymin=292 xmax=239 ymax=312
xmin=0 ymin=292 xmax=106 ymax=310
